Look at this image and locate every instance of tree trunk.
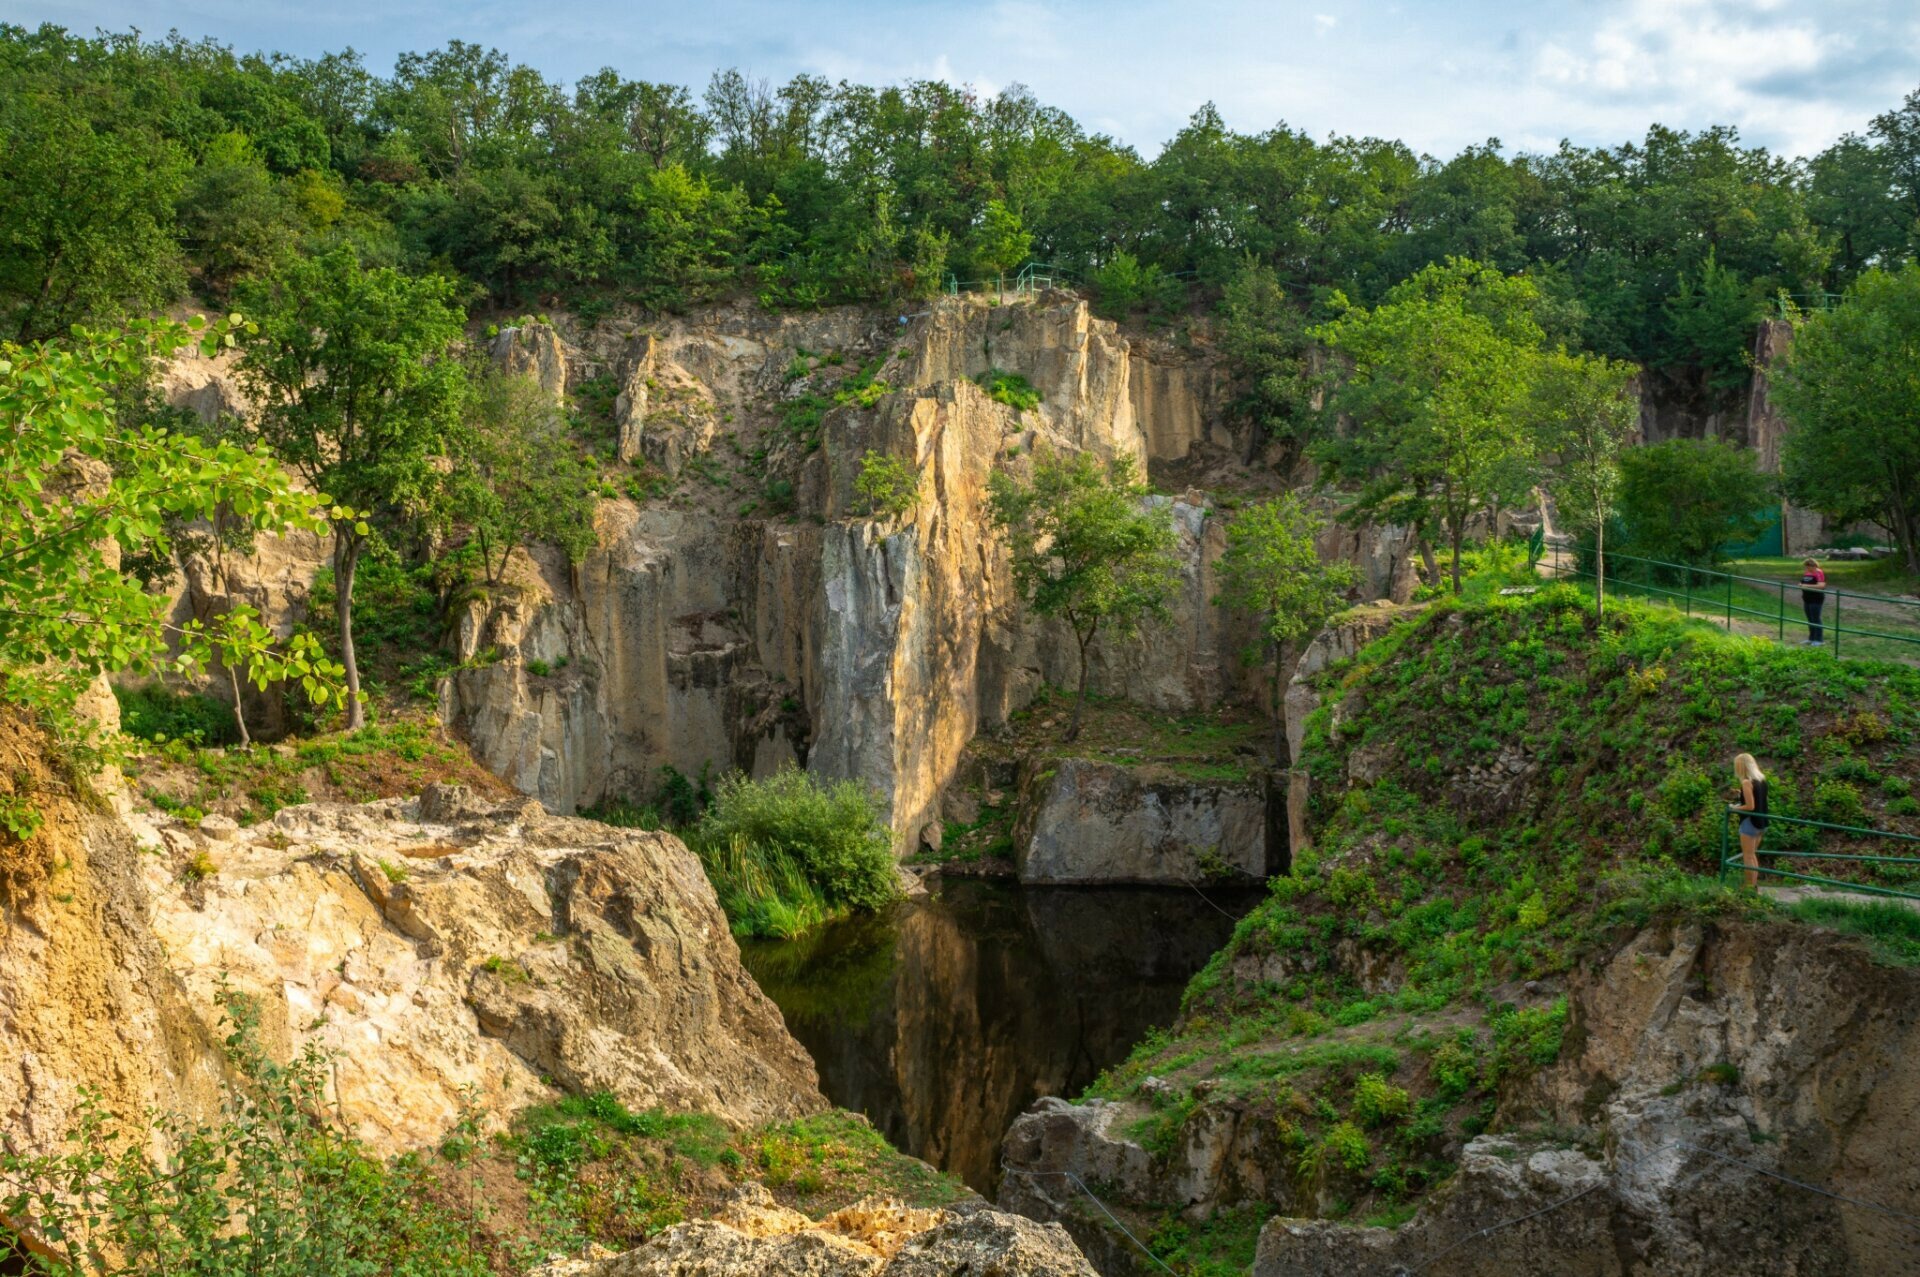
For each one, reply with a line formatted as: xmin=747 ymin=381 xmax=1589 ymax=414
xmin=1067 ymin=627 xmax=1094 ymax=742
xmin=1449 ymin=523 xmax=1464 ymax=594
xmin=1271 ymin=638 xmax=1290 ymax=768
xmin=1418 ymin=539 xmax=1439 ymax=588
xmin=334 ymin=534 xmax=366 ymax=730
xmin=1595 ymin=519 xmax=1607 ymax=622
xmin=226 ymin=662 xmax=251 ymax=749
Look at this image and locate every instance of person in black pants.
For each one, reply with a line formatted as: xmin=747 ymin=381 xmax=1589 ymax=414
xmin=1800 ymin=557 xmax=1826 ymax=646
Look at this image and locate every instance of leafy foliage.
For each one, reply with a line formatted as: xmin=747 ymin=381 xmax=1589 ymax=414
xmin=0 ymin=989 xmax=488 ymax=1277
xmin=0 ymin=317 xmax=339 ymax=751
xmin=1313 ymin=260 xmax=1548 ymax=592
xmin=1616 ymin=439 xmax=1775 ymax=566
xmin=988 ymin=449 xmax=1180 ymax=739
xmin=691 ymin=767 xmax=898 ymax=921
xmin=237 ymin=249 xmax=466 ymax=727
xmin=853 ymin=450 xmax=921 ymax=519
xmin=1214 ymin=494 xmax=1356 ymax=758
xmin=975 ymin=369 xmax=1041 ymax=412
xmin=1773 ymin=263 xmax=1920 ymax=573
xmin=442 ymin=365 xmax=600 ymax=583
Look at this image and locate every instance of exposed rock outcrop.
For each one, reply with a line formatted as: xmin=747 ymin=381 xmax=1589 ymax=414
xmin=1011 ymin=757 xmax=1265 ymax=885
xmin=0 ymin=715 xmax=223 ymax=1164
xmin=122 ymin=782 xmax=823 ymax=1154
xmin=1248 ymin=917 xmax=1920 ymax=1276
xmin=491 ymin=321 xmax=570 ymax=405
xmin=561 ymin=1183 xmax=1095 ymax=1277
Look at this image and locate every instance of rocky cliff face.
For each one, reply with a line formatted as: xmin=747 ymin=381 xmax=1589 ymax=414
xmin=429 ymin=299 xmax=1413 ymax=854
xmin=0 ymin=732 xmax=823 ymax=1166
xmin=1253 ymin=917 xmax=1920 ymax=1276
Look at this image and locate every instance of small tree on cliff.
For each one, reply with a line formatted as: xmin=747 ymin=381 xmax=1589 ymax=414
xmin=1214 ymin=495 xmax=1356 ymax=765
xmin=237 ymin=250 xmax=466 ymax=729
xmin=988 ymin=449 xmax=1179 ymax=742
xmin=442 ymin=366 xmax=600 ymax=586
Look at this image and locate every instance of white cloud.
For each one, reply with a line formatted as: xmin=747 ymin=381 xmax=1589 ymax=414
xmin=1313 ymin=13 xmax=1337 ymax=32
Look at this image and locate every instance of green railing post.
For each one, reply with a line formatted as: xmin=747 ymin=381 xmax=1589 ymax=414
xmin=1777 ymin=581 xmax=1785 ymax=644
xmin=1834 ymin=589 xmax=1841 ymax=658
xmin=1684 ymin=568 xmax=1692 ymax=618
xmin=1726 ymin=572 xmax=1733 ymax=631
xmin=1718 ymin=808 xmax=1730 ymax=887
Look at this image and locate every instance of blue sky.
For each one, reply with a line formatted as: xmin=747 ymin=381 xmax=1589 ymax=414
xmin=7 ymin=0 xmax=1917 ymax=158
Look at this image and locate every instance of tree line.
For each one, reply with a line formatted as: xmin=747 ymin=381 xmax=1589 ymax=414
xmin=5 ymin=22 xmax=1920 ymax=414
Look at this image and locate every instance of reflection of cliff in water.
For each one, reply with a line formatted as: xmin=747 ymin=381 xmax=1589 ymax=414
xmin=741 ymin=881 xmax=1254 ymax=1194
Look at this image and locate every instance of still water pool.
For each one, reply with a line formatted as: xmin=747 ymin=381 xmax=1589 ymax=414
xmin=740 ymin=878 xmax=1258 ymax=1194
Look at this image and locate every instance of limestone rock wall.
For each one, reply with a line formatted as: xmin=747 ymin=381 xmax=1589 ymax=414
xmin=1250 ymin=918 xmax=1920 ymax=1276
xmin=1011 ymin=757 xmax=1265 ymax=885
xmin=132 ymin=783 xmax=823 ymax=1153
xmin=442 ymin=295 xmax=1347 ymax=853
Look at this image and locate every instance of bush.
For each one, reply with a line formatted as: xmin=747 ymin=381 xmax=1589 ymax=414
xmin=693 ymin=767 xmax=897 ymax=915
xmin=114 ymin=684 xmax=236 ymax=746
xmin=855 ymin=450 xmax=921 ymax=518
xmin=976 ymin=369 xmax=1041 ymax=412
xmin=1814 ymin=778 xmax=1867 ymax=826
xmin=1352 ymin=1073 xmax=1411 ymax=1128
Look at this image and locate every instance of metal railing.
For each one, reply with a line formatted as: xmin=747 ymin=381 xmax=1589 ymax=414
xmin=1718 ymin=807 xmax=1920 ymax=901
xmin=944 ymin=260 xmax=1077 ymax=298
xmin=1548 ymin=545 xmax=1920 ymax=660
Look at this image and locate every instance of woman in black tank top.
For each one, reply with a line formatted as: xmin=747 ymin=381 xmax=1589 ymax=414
xmin=1733 ymin=752 xmax=1768 ymax=889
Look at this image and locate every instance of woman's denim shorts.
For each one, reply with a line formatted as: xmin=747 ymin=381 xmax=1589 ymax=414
xmin=1739 ymin=818 xmax=1765 ymax=838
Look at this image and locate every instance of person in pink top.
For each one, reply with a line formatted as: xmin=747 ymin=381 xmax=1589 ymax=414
xmin=1799 ymin=558 xmax=1826 ymax=646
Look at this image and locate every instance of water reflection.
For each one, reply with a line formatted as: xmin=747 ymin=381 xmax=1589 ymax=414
xmin=740 ymin=880 xmax=1257 ymax=1194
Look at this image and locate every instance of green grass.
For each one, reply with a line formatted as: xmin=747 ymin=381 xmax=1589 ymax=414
xmin=1062 ymin=565 xmax=1920 ymax=1234
xmin=114 ymin=684 xmax=236 ymax=746
xmin=1786 ymin=897 xmax=1920 ymax=965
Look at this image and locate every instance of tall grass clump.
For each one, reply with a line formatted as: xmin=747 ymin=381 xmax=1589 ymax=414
xmin=1787 ymin=897 xmax=1920 ymax=966
xmin=688 ymin=767 xmax=897 ymax=938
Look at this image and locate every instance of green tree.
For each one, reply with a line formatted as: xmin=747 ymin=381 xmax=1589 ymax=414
xmin=988 ymin=449 xmax=1180 ymax=740
xmin=444 ymin=366 xmax=600 ymax=585
xmin=0 ymin=317 xmax=338 ymax=752
xmin=853 ymin=449 xmax=922 ymax=519
xmin=1219 ymin=264 xmax=1322 ymax=478
xmin=1536 ymin=350 xmax=1639 ymax=618
xmin=0 ymin=94 xmax=186 ymax=340
xmin=1616 ymin=439 xmax=1774 ymax=567
xmin=1214 ymin=495 xmax=1356 ymax=762
xmin=967 ymin=198 xmax=1032 ymax=292
xmin=1772 ymin=265 xmax=1920 ymax=573
xmin=237 ymin=251 xmax=466 ymax=729
xmin=1313 ymin=259 xmax=1546 ymax=593
xmin=1662 ymin=249 xmax=1763 ymax=400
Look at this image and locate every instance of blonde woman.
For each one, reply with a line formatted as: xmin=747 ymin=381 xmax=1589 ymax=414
xmin=1732 ymin=754 xmax=1770 ymax=889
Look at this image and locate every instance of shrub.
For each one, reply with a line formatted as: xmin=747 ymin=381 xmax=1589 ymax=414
xmin=693 ymin=767 xmax=898 ymax=914
xmin=1312 ymin=1120 xmax=1372 ymax=1174
xmin=855 ymin=450 xmax=921 ymax=518
xmin=1813 ymin=779 xmax=1867 ymax=826
xmin=1489 ymin=999 xmax=1568 ymax=1080
xmin=976 ymin=369 xmax=1041 ymax=412
xmin=1429 ymin=1031 xmax=1481 ymax=1099
xmin=1352 ymin=1073 xmax=1411 ymax=1128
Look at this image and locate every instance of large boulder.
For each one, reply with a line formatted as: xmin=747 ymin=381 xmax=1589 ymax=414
xmin=1011 ymin=757 xmax=1265 ymax=885
xmin=134 ymin=783 xmax=824 ymax=1152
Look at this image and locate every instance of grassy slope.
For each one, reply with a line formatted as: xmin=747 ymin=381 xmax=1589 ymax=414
xmin=1074 ymin=582 xmax=1920 ymax=1272
xmin=444 ymin=1095 xmax=969 ymax=1272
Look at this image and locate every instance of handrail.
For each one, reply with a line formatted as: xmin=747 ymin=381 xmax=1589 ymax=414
xmin=1549 ymin=544 xmax=1920 ymax=659
xmin=1718 ymin=806 xmax=1920 ymax=901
